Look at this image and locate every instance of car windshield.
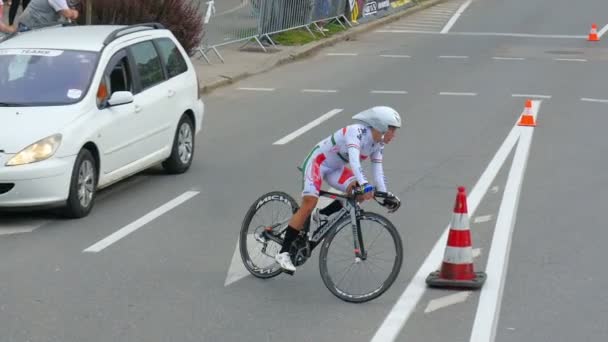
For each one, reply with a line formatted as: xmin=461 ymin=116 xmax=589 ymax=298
xmin=0 ymin=48 xmax=99 ymax=106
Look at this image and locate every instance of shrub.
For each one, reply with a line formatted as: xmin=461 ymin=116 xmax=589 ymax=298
xmin=85 ymin=0 xmax=204 ymax=56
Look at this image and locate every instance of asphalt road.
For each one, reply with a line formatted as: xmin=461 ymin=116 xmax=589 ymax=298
xmin=2 ymin=0 xmax=608 ymax=341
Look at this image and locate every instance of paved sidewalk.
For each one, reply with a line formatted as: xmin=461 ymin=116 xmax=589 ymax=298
xmin=192 ymin=0 xmax=446 ymax=95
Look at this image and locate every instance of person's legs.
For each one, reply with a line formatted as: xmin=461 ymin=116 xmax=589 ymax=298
xmin=9 ymin=0 xmax=20 ymax=25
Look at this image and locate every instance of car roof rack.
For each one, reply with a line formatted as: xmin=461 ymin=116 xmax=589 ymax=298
xmin=103 ymin=23 xmax=165 ymax=46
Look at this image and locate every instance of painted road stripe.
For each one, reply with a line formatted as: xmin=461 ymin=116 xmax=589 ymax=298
xmin=371 ymin=114 xmax=523 ymax=342
xmin=439 ymin=55 xmax=469 ymax=59
xmin=238 ymin=87 xmax=275 ymax=91
xmin=581 ymin=97 xmax=608 ymax=103
xmin=469 ymin=101 xmax=540 ymax=342
xmin=474 ymin=215 xmax=493 ymax=223
xmin=273 ymin=109 xmax=343 ymax=145
xmin=376 ymin=30 xmax=586 ymax=39
xmin=83 ymin=191 xmax=200 ymax=252
xmin=301 ymin=89 xmax=338 ymax=93
xmin=326 ymin=53 xmax=358 ymax=56
xmin=441 ymin=0 xmax=472 ymax=33
xmin=554 ymin=58 xmax=587 ymax=62
xmin=492 ymin=57 xmax=525 ymax=61
xmin=380 ymin=54 xmax=411 ymax=58
xmin=371 ymin=90 xmax=408 ymax=94
xmin=0 ymin=219 xmax=48 ymax=236
xmin=599 ymin=24 xmax=608 ymax=38
xmin=424 ymin=292 xmax=472 ymax=314
xmin=512 ymin=94 xmax=552 ymax=99
xmin=439 ymin=92 xmax=477 ymax=96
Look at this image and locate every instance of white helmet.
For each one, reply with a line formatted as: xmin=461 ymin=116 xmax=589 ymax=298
xmin=352 ymin=106 xmax=402 ymax=133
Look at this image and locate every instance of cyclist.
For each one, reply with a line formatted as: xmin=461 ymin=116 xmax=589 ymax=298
xmin=275 ymin=106 xmax=402 ymax=272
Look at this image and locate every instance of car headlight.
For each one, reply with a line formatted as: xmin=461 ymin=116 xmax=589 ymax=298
xmin=5 ymin=134 xmax=62 ymax=166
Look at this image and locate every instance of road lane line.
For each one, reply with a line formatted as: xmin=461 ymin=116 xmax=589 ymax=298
xmin=474 ymin=215 xmax=493 ymax=223
xmin=83 ymin=191 xmax=199 ymax=253
xmin=326 ymin=53 xmax=358 ymax=56
xmin=581 ymin=97 xmax=608 ymax=103
xmin=599 ymin=24 xmax=608 ymax=38
xmin=438 ymin=55 xmax=469 ymax=59
xmin=380 ymin=54 xmax=411 ymax=58
xmin=553 ymin=58 xmax=587 ymax=62
xmin=439 ymin=92 xmax=477 ymax=96
xmin=273 ymin=109 xmax=343 ymax=145
xmin=371 ymin=119 xmax=522 ymax=342
xmin=238 ymin=87 xmax=275 ymax=92
xmin=492 ymin=57 xmax=526 ymax=61
xmin=425 ymin=292 xmax=472 ymax=313
xmin=371 ymin=90 xmax=408 ymax=94
xmin=441 ymin=0 xmax=473 ymax=33
xmin=469 ymin=101 xmax=540 ymax=342
xmin=512 ymin=94 xmax=551 ymax=99
xmin=301 ymin=89 xmax=338 ymax=93
xmin=0 ymin=219 xmax=48 ymax=236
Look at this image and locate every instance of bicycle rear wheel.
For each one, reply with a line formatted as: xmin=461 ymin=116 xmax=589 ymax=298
xmin=239 ymin=191 xmax=298 ymax=279
xmin=319 ymin=212 xmax=403 ymax=303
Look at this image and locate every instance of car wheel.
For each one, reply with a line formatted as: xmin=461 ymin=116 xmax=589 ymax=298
xmin=162 ymin=114 xmax=195 ymax=174
xmin=63 ymin=149 xmax=97 ymax=218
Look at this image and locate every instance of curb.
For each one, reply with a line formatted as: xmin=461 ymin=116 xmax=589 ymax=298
xmin=200 ymin=0 xmax=448 ymax=94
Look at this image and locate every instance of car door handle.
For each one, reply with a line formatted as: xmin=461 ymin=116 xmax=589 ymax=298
xmin=168 ymin=90 xmax=175 ymax=98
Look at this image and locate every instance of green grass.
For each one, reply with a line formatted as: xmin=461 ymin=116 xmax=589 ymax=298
xmin=271 ymin=21 xmax=348 ymax=46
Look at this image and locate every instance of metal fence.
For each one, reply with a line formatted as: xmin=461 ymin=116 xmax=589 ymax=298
xmin=198 ymin=0 xmax=350 ymax=63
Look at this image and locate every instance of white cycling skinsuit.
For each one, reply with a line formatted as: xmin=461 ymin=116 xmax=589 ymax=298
xmin=300 ymin=123 xmax=387 ymax=197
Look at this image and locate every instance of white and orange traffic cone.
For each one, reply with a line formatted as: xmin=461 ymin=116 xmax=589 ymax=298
xmin=588 ymin=23 xmax=600 ymax=42
xmin=518 ymin=99 xmax=536 ymax=127
xmin=426 ymin=186 xmax=486 ymax=289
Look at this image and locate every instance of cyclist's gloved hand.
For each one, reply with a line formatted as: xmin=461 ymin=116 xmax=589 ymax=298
xmin=361 ymin=183 xmax=374 ymax=194
xmin=383 ymin=192 xmax=401 ymax=213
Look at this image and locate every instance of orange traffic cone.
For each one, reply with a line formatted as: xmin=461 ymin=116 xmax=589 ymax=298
xmin=588 ymin=24 xmax=600 ymax=41
xmin=518 ymin=99 xmax=536 ymax=127
xmin=426 ymin=186 xmax=486 ymax=289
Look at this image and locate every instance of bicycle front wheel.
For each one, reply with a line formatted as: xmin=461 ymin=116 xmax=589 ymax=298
xmin=319 ymin=212 xmax=403 ymax=303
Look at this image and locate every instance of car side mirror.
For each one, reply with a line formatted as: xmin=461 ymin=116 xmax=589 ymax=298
xmin=107 ymin=91 xmax=134 ymax=107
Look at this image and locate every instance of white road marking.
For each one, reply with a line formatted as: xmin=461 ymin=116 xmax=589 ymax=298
xmin=512 ymin=94 xmax=552 ymax=99
xmin=491 ymin=186 xmax=500 ymax=193
xmin=492 ymin=57 xmax=526 ymax=61
xmin=371 ymin=114 xmax=523 ymax=342
xmin=0 ymin=219 xmax=47 ymax=236
xmin=326 ymin=53 xmax=358 ymax=56
xmin=599 ymin=24 xmax=608 ymax=38
xmin=581 ymin=97 xmax=608 ymax=104
xmin=473 ymin=248 xmax=482 ymax=258
xmin=380 ymin=54 xmax=411 ymax=58
xmin=376 ymin=30 xmax=586 ymax=39
xmin=439 ymin=92 xmax=477 ymax=96
xmin=371 ymin=90 xmax=408 ymax=94
xmin=83 ymin=191 xmax=200 ymax=253
xmin=301 ymin=89 xmax=338 ymax=93
xmin=474 ymin=215 xmax=493 ymax=223
xmin=273 ymin=109 xmax=343 ymax=145
xmin=438 ymin=55 xmax=469 ymax=59
xmin=424 ymin=292 xmax=472 ymax=314
xmin=441 ymin=0 xmax=473 ymax=33
xmin=469 ymin=101 xmax=540 ymax=342
xmin=553 ymin=58 xmax=587 ymax=62
xmin=238 ymin=87 xmax=275 ymax=91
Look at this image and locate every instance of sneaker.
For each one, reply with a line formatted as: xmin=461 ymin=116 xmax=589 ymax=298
xmin=275 ymin=252 xmax=296 ymax=272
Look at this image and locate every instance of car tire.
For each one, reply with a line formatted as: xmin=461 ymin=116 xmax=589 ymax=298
xmin=63 ymin=149 xmax=97 ymax=219
xmin=162 ymin=114 xmax=195 ymax=174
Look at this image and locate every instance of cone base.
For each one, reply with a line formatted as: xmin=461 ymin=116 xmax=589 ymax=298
xmin=426 ymin=270 xmax=487 ymax=289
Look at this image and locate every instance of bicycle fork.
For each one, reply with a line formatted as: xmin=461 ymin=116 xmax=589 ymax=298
xmin=350 ymin=207 xmax=367 ymax=261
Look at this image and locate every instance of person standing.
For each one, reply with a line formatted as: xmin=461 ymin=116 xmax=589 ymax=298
xmin=16 ymin=0 xmax=78 ymax=32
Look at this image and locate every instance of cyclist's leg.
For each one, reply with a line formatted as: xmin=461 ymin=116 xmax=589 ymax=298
xmin=323 ymin=166 xmax=357 ymax=216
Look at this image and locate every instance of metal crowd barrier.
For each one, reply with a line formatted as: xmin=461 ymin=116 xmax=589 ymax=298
xmin=198 ymin=0 xmax=351 ymax=64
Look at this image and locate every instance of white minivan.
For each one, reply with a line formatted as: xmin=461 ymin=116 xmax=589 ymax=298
xmin=0 ymin=23 xmax=205 ymax=218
